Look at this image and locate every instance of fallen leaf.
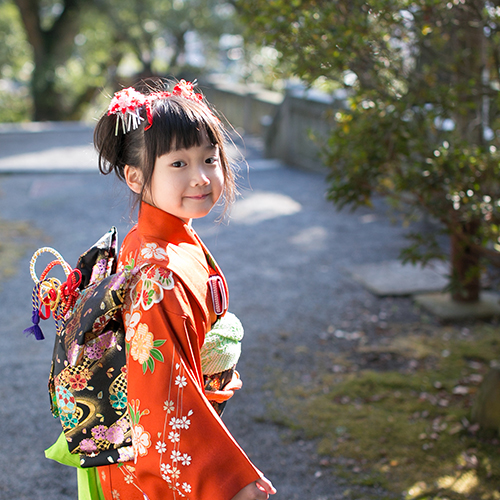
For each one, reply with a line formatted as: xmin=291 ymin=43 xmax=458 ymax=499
xmin=448 ymin=423 xmax=463 ymax=435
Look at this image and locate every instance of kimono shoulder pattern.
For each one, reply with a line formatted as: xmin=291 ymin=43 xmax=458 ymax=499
xmin=98 ymin=202 xmax=261 ymax=500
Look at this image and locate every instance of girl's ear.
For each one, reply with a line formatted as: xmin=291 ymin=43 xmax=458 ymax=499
xmin=124 ymin=165 xmax=143 ymax=194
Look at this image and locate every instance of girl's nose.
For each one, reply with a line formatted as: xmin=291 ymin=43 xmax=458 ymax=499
xmin=191 ymin=164 xmax=210 ymax=186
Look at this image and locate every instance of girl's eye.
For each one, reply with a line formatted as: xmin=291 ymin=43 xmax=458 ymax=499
xmin=205 ymin=156 xmax=218 ymax=165
xmin=172 ymin=160 xmax=186 ymax=168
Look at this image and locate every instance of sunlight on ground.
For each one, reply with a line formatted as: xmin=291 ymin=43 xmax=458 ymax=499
xmin=437 ymin=470 xmax=479 ymax=494
xmin=231 ymin=191 xmax=302 ymax=224
xmin=0 ymin=146 xmax=96 ymax=171
xmin=289 ymin=226 xmax=328 ymax=251
xmin=407 ymin=470 xmax=479 ymax=498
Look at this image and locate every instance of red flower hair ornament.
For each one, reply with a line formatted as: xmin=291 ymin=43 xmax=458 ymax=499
xmin=107 ymin=80 xmax=204 ymax=135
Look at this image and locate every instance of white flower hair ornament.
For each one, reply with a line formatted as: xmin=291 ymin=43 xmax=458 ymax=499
xmin=107 ymin=80 xmax=204 ymax=135
xmin=107 ymin=87 xmax=148 ymax=135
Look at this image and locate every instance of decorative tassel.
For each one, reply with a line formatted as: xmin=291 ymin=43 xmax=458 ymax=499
xmin=23 ymin=308 xmax=44 ymax=340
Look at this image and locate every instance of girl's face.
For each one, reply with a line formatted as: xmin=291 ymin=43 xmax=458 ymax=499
xmin=126 ymin=135 xmax=224 ymax=223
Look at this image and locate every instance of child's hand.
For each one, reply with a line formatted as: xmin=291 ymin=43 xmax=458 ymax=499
xmin=230 ymin=477 xmax=277 ymax=500
xmin=205 ymin=371 xmax=243 ymax=403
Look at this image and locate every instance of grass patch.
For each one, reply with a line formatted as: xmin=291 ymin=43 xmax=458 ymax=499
xmin=268 ymin=323 xmax=500 ymax=499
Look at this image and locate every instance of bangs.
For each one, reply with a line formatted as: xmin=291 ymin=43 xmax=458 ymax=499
xmin=145 ymin=97 xmax=223 ymax=158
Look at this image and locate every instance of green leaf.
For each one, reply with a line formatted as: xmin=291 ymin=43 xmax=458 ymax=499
xmin=127 ymin=403 xmax=137 ymax=424
xmin=153 ymin=339 xmax=166 ymax=347
xmin=147 ymin=356 xmax=155 ymax=373
xmin=150 ymin=348 xmax=164 ymax=363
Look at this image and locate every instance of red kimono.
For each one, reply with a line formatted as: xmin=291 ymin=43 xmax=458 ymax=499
xmin=98 ymin=202 xmax=261 ymax=499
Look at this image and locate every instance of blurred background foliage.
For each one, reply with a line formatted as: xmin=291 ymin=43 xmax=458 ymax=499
xmin=235 ymin=0 xmax=500 ymax=303
xmin=0 ymin=0 xmax=33 ymax=121
xmin=2 ymin=0 xmax=500 ymax=298
xmin=0 ymin=0 xmax=270 ymax=121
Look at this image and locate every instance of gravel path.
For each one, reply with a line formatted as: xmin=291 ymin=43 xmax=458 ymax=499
xmin=0 ymin=130 xmax=416 ymax=499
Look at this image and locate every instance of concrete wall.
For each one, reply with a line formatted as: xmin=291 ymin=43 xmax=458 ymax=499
xmin=264 ymin=89 xmax=341 ymax=172
xmin=202 ymin=79 xmax=344 ymax=172
xmin=201 ymin=80 xmax=284 ymax=136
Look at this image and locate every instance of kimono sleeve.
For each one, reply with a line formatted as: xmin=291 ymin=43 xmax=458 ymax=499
xmin=123 ymin=264 xmax=261 ymax=500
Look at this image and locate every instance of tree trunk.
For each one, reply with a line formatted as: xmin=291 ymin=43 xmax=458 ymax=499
xmin=472 ymin=367 xmax=500 ymax=436
xmin=450 ymin=220 xmax=481 ymax=303
xmin=14 ymin=0 xmax=91 ymax=120
xmin=447 ymin=3 xmax=484 ymax=303
xmin=32 ymin=59 xmax=65 ymax=121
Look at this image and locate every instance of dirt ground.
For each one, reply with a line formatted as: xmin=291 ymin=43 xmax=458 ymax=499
xmin=0 ymin=134 xmax=442 ymax=500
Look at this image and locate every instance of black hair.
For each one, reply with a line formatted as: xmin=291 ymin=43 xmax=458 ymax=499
xmin=94 ymin=79 xmax=236 ymax=213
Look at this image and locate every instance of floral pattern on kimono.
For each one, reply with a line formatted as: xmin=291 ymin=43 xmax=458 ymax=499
xmin=98 ymin=202 xmax=261 ymax=500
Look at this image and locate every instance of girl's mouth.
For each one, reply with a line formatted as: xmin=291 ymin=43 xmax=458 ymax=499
xmin=186 ymin=193 xmax=210 ymax=200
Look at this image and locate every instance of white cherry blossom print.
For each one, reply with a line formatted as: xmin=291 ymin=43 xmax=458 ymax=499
xmin=141 ymin=243 xmax=167 ymax=261
xmin=156 ymin=441 xmax=167 ymax=453
xmin=168 ymin=431 xmax=180 ymax=443
xmin=161 ymin=463 xmax=172 ymax=475
xmin=128 ymin=399 xmax=151 ymax=458
xmin=130 ymin=264 xmax=174 ymax=311
xmin=175 ymin=375 xmax=187 ymax=388
xmin=177 ymin=416 xmax=191 ymax=430
xmin=124 ymin=310 xmax=141 ymax=342
xmin=132 ymin=424 xmax=151 ymax=457
xmin=163 ymin=400 xmax=175 ymax=413
xmin=156 ymin=351 xmax=196 ymax=495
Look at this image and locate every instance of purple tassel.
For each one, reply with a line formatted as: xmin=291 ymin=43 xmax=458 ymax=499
xmin=23 ymin=309 xmax=44 ymax=340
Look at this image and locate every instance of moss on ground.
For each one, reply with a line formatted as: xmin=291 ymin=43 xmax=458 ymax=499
xmin=268 ymin=323 xmax=500 ymax=499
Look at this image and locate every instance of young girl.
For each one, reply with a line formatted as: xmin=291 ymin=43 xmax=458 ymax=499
xmin=93 ymin=79 xmax=276 ymax=500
